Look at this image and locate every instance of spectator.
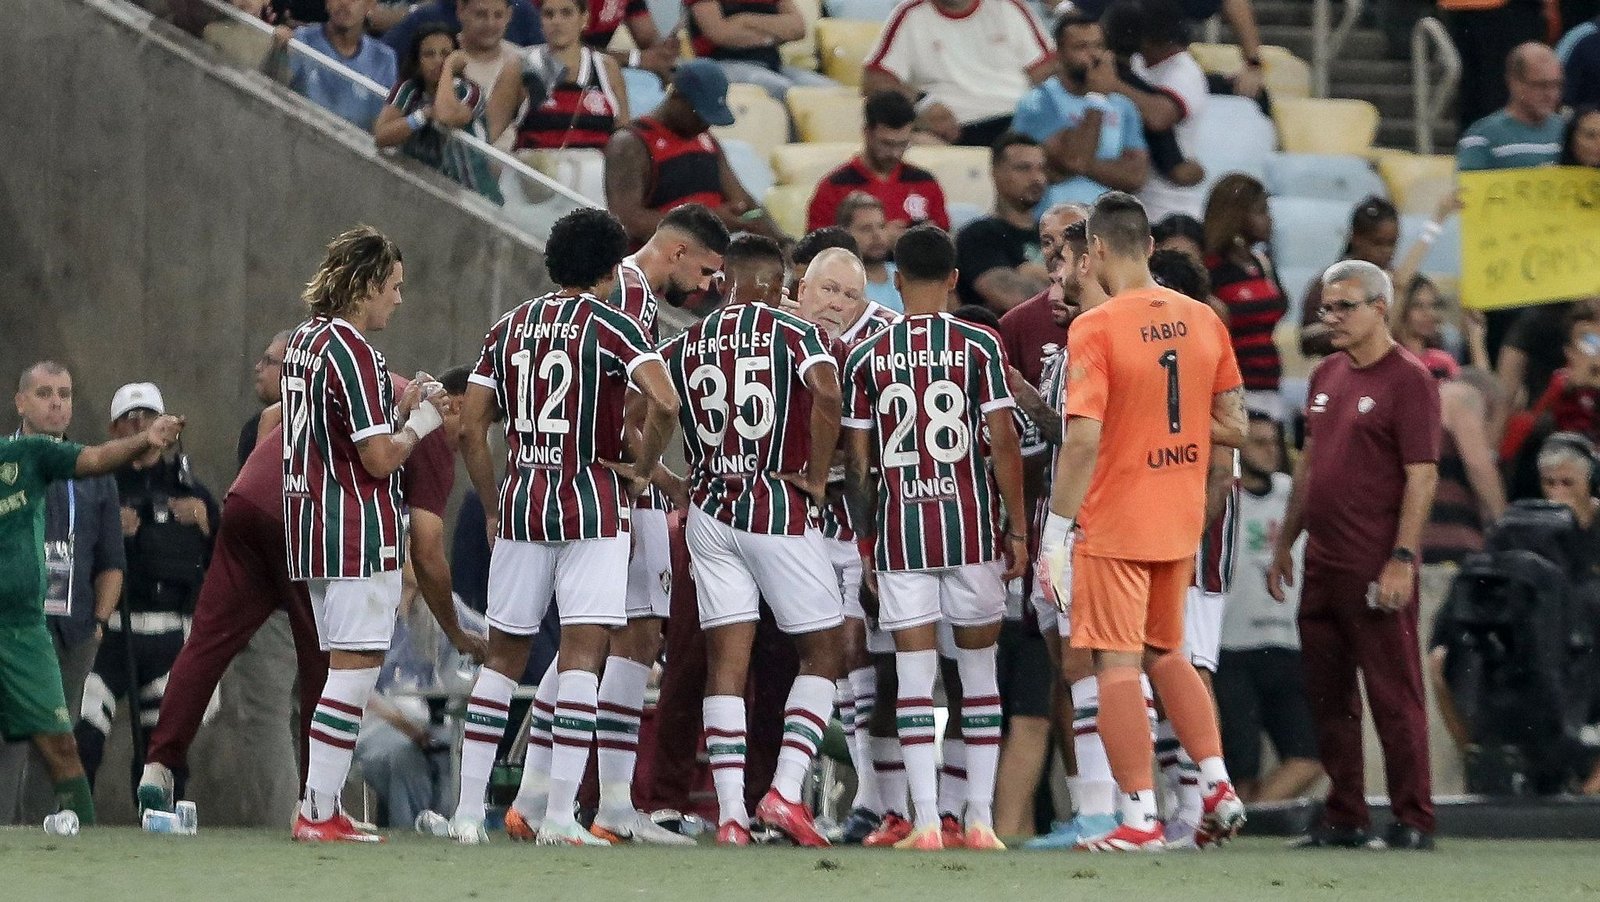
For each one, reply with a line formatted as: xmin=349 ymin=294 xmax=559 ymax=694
xmin=997 ymin=203 xmax=1085 ymax=386
xmin=1394 ymin=276 xmax=1490 ymax=371
xmin=1010 ymin=12 xmax=1149 ymax=211
xmin=375 ymin=24 xmax=504 ymax=202
xmin=788 ymin=225 xmax=858 ymax=290
xmin=1421 ymin=353 xmax=1508 ymax=565
xmin=1098 ymin=0 xmax=1211 ymax=221
xmin=836 ymin=193 xmax=903 ymax=313
xmin=238 ymin=331 xmax=290 ymax=470
xmin=807 ymin=91 xmax=951 ymax=235
xmin=686 ymin=0 xmax=834 ymax=100
xmin=1521 ymin=305 xmax=1600 ymax=443
xmin=1151 ymin=212 xmax=1205 ymax=262
xmin=1214 ymin=413 xmax=1323 ymax=805
xmin=1071 ymin=0 xmax=1269 ymax=100
xmin=1565 ymin=17 xmax=1600 ymax=105
xmin=204 ymin=0 xmax=281 ymax=70
xmin=491 ymin=0 xmax=630 ymax=151
xmin=862 ymin=0 xmax=1055 ymax=147
xmin=1203 ymin=173 xmax=1288 ymax=420
xmin=954 ymin=132 xmax=1049 ymax=310
xmin=1498 ymin=299 xmax=1600 ymax=412
xmin=1298 ymin=197 xmax=1400 ymax=358
xmin=382 ymin=0 xmax=544 ymax=55
xmin=270 ymin=0 xmax=398 ymax=131
xmin=454 ymin=0 xmax=522 ymax=134
xmin=76 ymin=384 xmax=219 ymax=788
xmin=577 ymin=0 xmax=678 ymax=80
xmin=1445 ymin=4 xmax=1548 ymax=131
xmin=273 ymin=0 xmax=328 ymax=23
xmin=0 ymin=363 xmax=125 ymax=825
xmin=1458 ymin=42 xmax=1565 ymax=172
xmin=605 ymin=60 xmax=789 ymax=247
xmin=1268 ymin=260 xmax=1442 ymax=851
xmin=1561 ymin=103 xmax=1600 ymax=165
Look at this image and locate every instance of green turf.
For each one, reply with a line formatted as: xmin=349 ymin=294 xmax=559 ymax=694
xmin=2 ymin=830 xmax=1597 ymax=901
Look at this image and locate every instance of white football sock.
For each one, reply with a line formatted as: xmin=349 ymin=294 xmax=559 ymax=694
xmin=870 ymin=734 xmax=907 ymax=817
xmin=953 ymin=644 xmax=1001 ymax=828
xmin=703 ymin=694 xmax=749 ymax=828
xmin=894 ymin=649 xmax=940 ymax=831
xmin=512 ymin=658 xmax=559 ymax=823
xmin=453 ymin=668 xmax=516 ymax=823
xmin=595 ymin=656 xmax=650 ymax=824
xmin=1069 ymin=676 xmax=1116 ymax=818
xmin=772 ymin=674 xmax=835 ymax=803
xmin=301 ymin=666 xmax=379 ymax=823
xmin=543 ymin=669 xmax=600 ymax=829
xmin=845 ymin=667 xmax=880 ymax=813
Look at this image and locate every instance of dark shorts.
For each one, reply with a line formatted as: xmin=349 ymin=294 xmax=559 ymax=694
xmin=0 ymin=620 xmax=72 ymax=741
xmin=997 ymin=618 xmax=1052 ymax=721
xmin=1215 ymin=646 xmax=1319 ymax=781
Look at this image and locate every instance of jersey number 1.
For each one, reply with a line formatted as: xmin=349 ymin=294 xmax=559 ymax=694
xmin=1158 ymin=349 xmax=1180 ymax=434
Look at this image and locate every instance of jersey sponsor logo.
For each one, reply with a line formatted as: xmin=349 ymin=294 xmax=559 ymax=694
xmin=0 ymin=490 xmax=25 ymax=517
xmin=1147 ymin=442 xmax=1201 ymax=470
xmin=516 ymin=443 xmax=564 ymax=468
xmin=0 ymin=462 xmax=15 ymax=485
xmin=901 ymin=473 xmax=959 ymax=501
xmin=1358 ymin=395 xmax=1376 ymax=414
xmin=583 ymin=91 xmax=611 ymax=114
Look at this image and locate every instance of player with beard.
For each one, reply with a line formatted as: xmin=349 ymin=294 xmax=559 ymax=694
xmin=836 ymin=192 xmax=904 ymax=314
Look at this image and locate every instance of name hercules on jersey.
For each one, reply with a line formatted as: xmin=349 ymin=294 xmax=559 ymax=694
xmin=682 ymin=329 xmax=772 ymax=357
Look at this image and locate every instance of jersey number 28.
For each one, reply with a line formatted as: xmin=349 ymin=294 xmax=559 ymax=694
xmin=880 ymin=380 xmax=970 ymax=467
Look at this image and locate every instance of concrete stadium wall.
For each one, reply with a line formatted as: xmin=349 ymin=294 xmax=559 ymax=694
xmin=0 ymin=0 xmax=553 ymax=825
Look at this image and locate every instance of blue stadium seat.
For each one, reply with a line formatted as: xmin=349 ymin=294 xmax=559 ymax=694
xmin=1275 ymin=265 xmax=1323 ymax=321
xmin=1263 ymin=152 xmax=1388 ymax=204
xmin=721 ymin=138 xmax=776 ymax=202
xmin=1191 ymin=95 xmax=1278 ymax=200
xmin=1268 ymin=196 xmax=1354 ymax=276
xmin=1399 ymin=213 xmax=1462 ymax=277
xmin=948 ymin=202 xmax=985 ymax=232
xmin=622 ymin=67 xmax=666 ymax=118
xmin=824 ymin=0 xmax=900 ymax=20
xmin=645 ymin=0 xmax=681 ymax=33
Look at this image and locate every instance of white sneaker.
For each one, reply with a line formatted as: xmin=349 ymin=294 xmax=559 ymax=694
xmin=536 ymin=820 xmax=611 ymax=847
xmin=590 ymin=809 xmax=696 ymax=846
xmin=450 ymin=814 xmax=490 ymax=845
xmin=137 ymin=763 xmax=174 ymax=814
xmin=1163 ymin=819 xmax=1202 ymax=850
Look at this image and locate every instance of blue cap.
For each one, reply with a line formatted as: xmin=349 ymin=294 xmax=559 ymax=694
xmin=672 ymin=60 xmax=735 ymax=128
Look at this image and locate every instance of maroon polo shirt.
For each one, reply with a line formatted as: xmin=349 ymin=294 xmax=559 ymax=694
xmin=230 ymin=423 xmax=454 ymax=524
xmin=1303 ymin=344 xmax=1441 ymax=580
xmin=997 ymin=289 xmax=1067 ymax=389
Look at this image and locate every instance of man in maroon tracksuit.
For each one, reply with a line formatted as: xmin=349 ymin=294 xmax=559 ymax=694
xmin=1267 ymin=260 xmax=1441 ymax=850
xmin=136 ymin=372 xmax=481 ymax=814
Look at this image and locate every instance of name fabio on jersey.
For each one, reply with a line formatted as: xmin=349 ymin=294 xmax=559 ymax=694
xmin=1140 ymin=321 xmax=1189 ymax=343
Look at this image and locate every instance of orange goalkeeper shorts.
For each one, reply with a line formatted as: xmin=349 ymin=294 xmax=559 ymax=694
xmin=1068 ymin=553 xmax=1193 ymax=654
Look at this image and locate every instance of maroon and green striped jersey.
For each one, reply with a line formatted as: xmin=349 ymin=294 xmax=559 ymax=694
xmin=659 ymin=302 xmax=835 ymax=536
xmin=281 ymin=316 xmax=406 ymax=580
xmin=1029 ymin=345 xmax=1068 ymax=557
xmin=608 ymin=257 xmax=668 ymax=511
xmin=470 ymin=292 xmax=661 ymax=542
xmin=819 ymin=301 xmax=899 ymax=542
xmin=843 ymin=313 xmax=1016 ymax=571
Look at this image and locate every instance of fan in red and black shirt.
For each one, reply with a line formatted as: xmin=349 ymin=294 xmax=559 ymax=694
xmin=806 ymin=91 xmax=951 ymax=236
xmin=1203 ymin=174 xmax=1287 ymax=420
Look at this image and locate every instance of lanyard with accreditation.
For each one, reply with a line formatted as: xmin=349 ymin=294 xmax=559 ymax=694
xmin=15 ymin=429 xmax=77 ymax=617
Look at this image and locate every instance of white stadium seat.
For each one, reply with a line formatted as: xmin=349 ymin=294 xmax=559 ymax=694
xmin=720 ymin=137 xmax=776 ymax=203
xmin=1264 ymin=152 xmax=1388 ymax=204
xmin=1191 ymin=95 xmax=1278 ymax=200
xmin=1268 ymin=196 xmax=1355 ymax=276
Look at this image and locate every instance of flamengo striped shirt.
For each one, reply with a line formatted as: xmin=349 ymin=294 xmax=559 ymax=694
xmin=819 ymin=302 xmax=899 ymax=542
xmin=843 ymin=313 xmax=1016 ymax=571
xmin=660 ymin=302 xmax=835 ymax=536
xmin=281 ymin=316 xmax=405 ymax=580
xmin=609 ymin=257 xmax=667 ymax=510
xmin=470 ymin=292 xmax=661 ymax=542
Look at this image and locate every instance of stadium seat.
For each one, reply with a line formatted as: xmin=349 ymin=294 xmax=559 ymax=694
xmin=782 ymin=0 xmax=823 ymax=71
xmin=1399 ymin=212 xmax=1462 ymax=277
xmin=1272 ymin=97 xmax=1380 ymax=155
xmin=904 ymin=145 xmax=993 ymax=211
xmin=770 ymin=141 xmax=857 ymax=186
xmin=948 ymin=201 xmax=986 ymax=231
xmin=1190 ymin=94 xmax=1278 ymax=199
xmin=1263 ymin=152 xmax=1387 ymax=204
xmin=765 ymin=183 xmax=812 ymax=236
xmin=621 ymin=67 xmax=666 ymax=118
xmin=714 ymin=84 xmax=790 ymax=160
xmin=815 ymin=19 xmax=882 ymax=87
xmin=1187 ymin=43 xmax=1310 ymax=99
xmin=721 ymin=137 xmax=777 ymax=202
xmin=1276 ymin=265 xmax=1322 ymax=321
xmin=1269 ymin=195 xmax=1356 ymax=275
xmin=1376 ymin=152 xmax=1457 ymax=216
xmin=824 ymin=0 xmax=900 ymax=19
xmin=788 ymin=86 xmax=864 ymax=143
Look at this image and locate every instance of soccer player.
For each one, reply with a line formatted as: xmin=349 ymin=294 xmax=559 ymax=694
xmin=587 ymin=203 xmax=727 ymax=845
xmin=660 ymin=233 xmax=846 ymax=847
xmin=451 ymin=208 xmax=680 ymax=846
xmin=0 ymin=410 xmax=184 ymax=826
xmin=843 ymin=225 xmax=1029 ymax=851
xmin=791 ymin=245 xmax=900 ymax=842
xmin=1037 ymin=192 xmax=1247 ymax=851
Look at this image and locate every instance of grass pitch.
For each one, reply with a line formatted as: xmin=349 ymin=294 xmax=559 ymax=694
xmin=3 ymin=829 xmax=1597 ymax=901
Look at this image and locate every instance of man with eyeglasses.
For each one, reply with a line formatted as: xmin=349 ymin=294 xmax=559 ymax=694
xmin=1267 ymin=259 xmax=1443 ymax=851
xmin=238 ymin=331 xmax=292 ymax=469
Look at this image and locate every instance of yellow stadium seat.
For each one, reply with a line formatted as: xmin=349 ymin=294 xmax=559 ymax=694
xmin=781 ymin=0 xmax=822 ymax=71
xmin=1272 ymin=97 xmax=1379 ymax=155
xmin=787 ymin=86 xmax=863 ymax=143
xmin=771 ymin=141 xmax=859 ymax=186
xmin=713 ymin=84 xmax=791 ymax=160
xmin=904 ymin=145 xmax=993 ymax=211
xmin=1188 ymin=43 xmax=1309 ymax=99
xmin=1188 ymin=42 xmax=1244 ymax=74
xmin=765 ymin=183 xmax=812 ymax=236
xmin=1376 ymin=152 xmax=1458 ymax=216
xmin=815 ymin=19 xmax=882 ymax=87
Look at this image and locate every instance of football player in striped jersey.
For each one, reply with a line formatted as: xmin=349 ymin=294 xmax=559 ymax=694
xmin=452 ymin=209 xmax=681 ymax=846
xmin=282 ymin=227 xmax=451 ymax=843
xmin=660 ymin=234 xmax=847 ymax=847
xmin=842 ymin=225 xmax=1029 ymax=851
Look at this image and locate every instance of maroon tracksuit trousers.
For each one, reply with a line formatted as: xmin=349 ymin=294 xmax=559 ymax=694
xmin=1297 ymin=562 xmax=1434 ymax=833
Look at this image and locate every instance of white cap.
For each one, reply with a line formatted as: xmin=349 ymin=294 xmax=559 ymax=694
xmin=110 ymin=383 xmax=166 ymax=421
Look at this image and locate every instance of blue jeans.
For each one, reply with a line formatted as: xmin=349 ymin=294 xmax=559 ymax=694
xmin=354 ymin=720 xmax=447 ymax=827
xmin=715 ymin=60 xmax=837 ymax=101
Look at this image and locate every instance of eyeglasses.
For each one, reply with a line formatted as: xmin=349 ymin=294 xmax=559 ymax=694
xmin=257 ymin=354 xmax=284 ymax=368
xmin=1317 ymin=297 xmax=1380 ymax=320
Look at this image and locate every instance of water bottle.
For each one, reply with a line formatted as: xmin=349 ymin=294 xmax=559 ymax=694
xmin=143 ymin=810 xmax=186 ymax=834
xmin=415 ymin=810 xmax=452 ymax=837
xmin=175 ymin=801 xmax=199 ymax=834
xmin=43 ymin=811 xmax=79 ymax=837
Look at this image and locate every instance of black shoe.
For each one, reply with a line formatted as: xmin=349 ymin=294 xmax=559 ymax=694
xmin=1382 ymin=823 xmax=1435 ymax=850
xmin=1287 ymin=825 xmax=1375 ymax=849
xmin=839 ymin=807 xmax=882 ymax=844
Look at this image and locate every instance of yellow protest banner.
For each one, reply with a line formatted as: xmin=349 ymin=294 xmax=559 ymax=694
xmin=1459 ymin=167 xmax=1600 ymax=310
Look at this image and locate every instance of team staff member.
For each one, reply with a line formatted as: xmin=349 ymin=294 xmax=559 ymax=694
xmin=0 ymin=363 xmax=125 ymax=824
xmin=0 ymin=408 xmax=185 ymax=826
xmin=1267 ymin=259 xmax=1442 ymax=851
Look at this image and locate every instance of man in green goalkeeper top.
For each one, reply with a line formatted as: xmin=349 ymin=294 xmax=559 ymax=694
xmin=0 ymin=405 xmax=185 ymax=825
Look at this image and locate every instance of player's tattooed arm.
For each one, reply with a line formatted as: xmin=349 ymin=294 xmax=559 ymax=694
xmin=973 ymin=268 xmax=1049 ymax=313
xmin=460 ymin=383 xmax=504 ymax=545
xmin=1211 ymin=386 xmax=1246 ymax=449
xmin=985 ymin=409 xmax=1030 ymax=582
xmin=843 ymin=428 xmax=878 ymax=541
xmin=1203 ymin=447 xmax=1233 ymax=527
xmin=1007 ymin=366 xmax=1061 ymax=446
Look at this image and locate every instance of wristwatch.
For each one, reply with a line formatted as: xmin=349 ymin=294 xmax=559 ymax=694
xmin=1244 ymin=56 xmax=1263 ymax=69
xmin=1391 ymin=547 xmax=1417 ymax=565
